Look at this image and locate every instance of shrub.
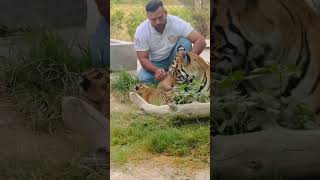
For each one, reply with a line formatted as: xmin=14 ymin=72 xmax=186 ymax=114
xmin=173 ymin=80 xmax=209 ymax=104
xmin=125 ymin=10 xmax=146 ymax=41
xmin=212 ymin=63 xmax=317 ymax=136
xmin=0 ymin=29 xmax=92 ymax=134
xmin=111 ymin=9 xmax=125 ymax=39
xmin=111 ymin=70 xmax=139 ymax=102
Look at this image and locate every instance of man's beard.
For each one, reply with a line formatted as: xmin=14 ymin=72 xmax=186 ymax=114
xmin=155 ymin=23 xmax=165 ymax=33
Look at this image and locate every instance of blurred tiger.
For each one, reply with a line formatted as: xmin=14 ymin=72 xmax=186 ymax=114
xmin=79 ymin=68 xmax=109 ymax=116
xmin=213 ymin=0 xmax=320 ymax=120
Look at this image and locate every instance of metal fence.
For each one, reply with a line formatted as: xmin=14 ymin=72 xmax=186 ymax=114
xmin=110 ymin=0 xmax=210 ymax=41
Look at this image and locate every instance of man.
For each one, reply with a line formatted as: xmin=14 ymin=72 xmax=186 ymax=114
xmin=90 ymin=0 xmax=109 ymax=66
xmin=134 ymin=0 xmax=206 ymax=84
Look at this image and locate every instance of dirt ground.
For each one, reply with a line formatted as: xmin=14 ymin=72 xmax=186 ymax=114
xmin=0 ymin=86 xmax=209 ymax=179
xmin=110 ymin=93 xmax=210 ymax=180
xmin=0 ymin=88 xmax=91 ymax=161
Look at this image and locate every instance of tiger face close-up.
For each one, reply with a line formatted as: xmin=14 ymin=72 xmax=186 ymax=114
xmin=79 ymin=68 xmax=109 ymax=116
xmin=158 ymin=46 xmax=210 ymax=94
xmin=213 ymin=0 xmax=320 ymax=120
xmin=134 ymin=84 xmax=173 ymax=106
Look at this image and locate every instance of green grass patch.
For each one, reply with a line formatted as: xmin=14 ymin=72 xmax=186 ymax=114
xmin=0 ymin=29 xmax=94 ymax=134
xmin=212 ymin=63 xmax=318 ymax=136
xmin=110 ymin=112 xmax=210 ymax=164
xmin=111 ymin=70 xmax=139 ymax=103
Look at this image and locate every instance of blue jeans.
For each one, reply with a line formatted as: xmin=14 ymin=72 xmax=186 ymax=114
xmin=137 ymin=37 xmax=192 ymax=84
xmin=90 ymin=17 xmax=109 ymax=66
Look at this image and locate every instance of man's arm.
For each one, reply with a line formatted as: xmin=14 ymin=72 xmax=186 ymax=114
xmin=137 ymin=51 xmax=157 ymax=73
xmin=137 ymin=51 xmax=166 ymax=81
xmin=187 ymin=30 xmax=207 ymax=55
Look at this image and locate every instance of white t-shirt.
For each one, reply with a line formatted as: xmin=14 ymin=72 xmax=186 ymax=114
xmin=134 ymin=15 xmax=193 ymax=62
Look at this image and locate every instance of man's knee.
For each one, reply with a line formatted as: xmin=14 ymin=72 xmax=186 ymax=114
xmin=137 ymin=69 xmax=156 ymax=84
xmin=176 ymin=37 xmax=192 ymax=52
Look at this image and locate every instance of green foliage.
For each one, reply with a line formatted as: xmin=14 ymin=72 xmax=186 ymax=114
xmin=280 ymin=96 xmax=316 ymax=129
xmin=111 ymin=10 xmax=125 ymax=29
xmin=191 ymin=10 xmax=210 ymax=38
xmin=212 ymin=63 xmax=317 ymax=135
xmin=0 ymin=29 xmax=93 ymax=134
xmin=110 ymin=2 xmax=210 ymax=41
xmin=177 ymin=0 xmax=210 ymax=38
xmin=167 ymin=7 xmax=193 ymax=23
xmin=173 ymin=80 xmax=209 ymax=104
xmin=126 ymin=11 xmax=146 ymax=41
xmin=212 ymin=91 xmax=280 ymax=135
xmin=111 ymin=70 xmax=139 ymax=102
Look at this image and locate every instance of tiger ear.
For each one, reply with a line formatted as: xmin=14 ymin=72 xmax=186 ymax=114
xmin=176 ymin=45 xmax=187 ymax=61
xmin=177 ymin=45 xmax=185 ymax=52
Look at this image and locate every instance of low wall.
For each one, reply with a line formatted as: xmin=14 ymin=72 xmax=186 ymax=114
xmin=110 ymin=39 xmax=137 ymax=71
xmin=0 ymin=0 xmax=102 ymax=59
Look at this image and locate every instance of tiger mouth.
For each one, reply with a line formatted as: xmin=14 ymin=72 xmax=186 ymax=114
xmin=79 ymin=76 xmax=91 ymax=91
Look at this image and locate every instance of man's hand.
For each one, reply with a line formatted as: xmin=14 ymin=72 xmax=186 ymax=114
xmin=155 ymin=68 xmax=166 ymax=81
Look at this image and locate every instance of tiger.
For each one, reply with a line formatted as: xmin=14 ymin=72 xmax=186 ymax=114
xmin=158 ymin=46 xmax=210 ymax=94
xmin=134 ymin=83 xmax=173 ymax=106
xmin=306 ymin=0 xmax=320 ymax=13
xmin=79 ymin=68 xmax=109 ymax=116
xmin=212 ymin=0 xmax=320 ymax=121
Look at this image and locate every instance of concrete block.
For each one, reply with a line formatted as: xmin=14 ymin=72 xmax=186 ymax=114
xmin=110 ymin=39 xmax=137 ymax=71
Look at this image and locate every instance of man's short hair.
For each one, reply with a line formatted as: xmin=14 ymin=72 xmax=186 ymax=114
xmin=145 ymin=0 xmax=164 ymax=12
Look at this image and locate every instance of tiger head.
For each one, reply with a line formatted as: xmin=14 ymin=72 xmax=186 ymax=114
xmin=79 ymin=68 xmax=109 ymax=111
xmin=212 ymin=0 xmax=258 ymax=74
xmin=168 ymin=46 xmax=193 ymax=84
xmin=213 ymin=0 xmax=319 ymax=75
xmin=134 ymin=83 xmax=156 ymax=102
xmin=134 ymin=83 xmax=152 ymax=97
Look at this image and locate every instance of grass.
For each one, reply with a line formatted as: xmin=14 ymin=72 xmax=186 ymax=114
xmin=0 ymin=29 xmax=94 ymax=134
xmin=110 ymin=112 xmax=210 ymax=165
xmin=0 ymin=160 xmax=107 ymax=180
xmin=111 ymin=70 xmax=139 ymax=103
xmin=0 ymin=29 xmax=108 ymax=179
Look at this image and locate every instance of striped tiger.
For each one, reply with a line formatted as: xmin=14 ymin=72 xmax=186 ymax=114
xmin=79 ymin=68 xmax=109 ymax=116
xmin=213 ymin=0 xmax=320 ymax=120
xmin=158 ymin=46 xmax=210 ymax=94
xmin=134 ymin=84 xmax=173 ymax=106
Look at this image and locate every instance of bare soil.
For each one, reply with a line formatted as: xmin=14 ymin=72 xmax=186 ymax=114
xmin=0 ymin=89 xmax=90 ymax=161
